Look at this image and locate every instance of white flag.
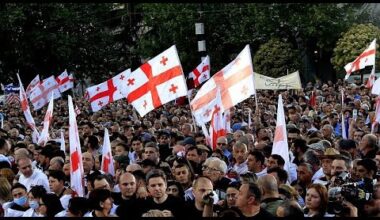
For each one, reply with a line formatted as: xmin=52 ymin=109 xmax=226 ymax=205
xmin=101 ymin=128 xmax=115 ymax=176
xmin=26 ymin=75 xmax=40 ymax=98
xmin=68 ymin=95 xmax=84 ymax=197
xmin=37 ymin=94 xmax=54 ymax=146
xmin=60 ymin=129 xmax=65 ymax=153
xmin=271 ymin=94 xmax=290 ymax=175
xmin=344 ymin=39 xmax=376 ymax=80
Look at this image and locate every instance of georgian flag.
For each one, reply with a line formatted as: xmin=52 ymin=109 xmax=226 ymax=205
xmin=37 ymin=94 xmax=54 ymax=146
xmin=126 ymin=45 xmax=187 ymax=117
xmin=56 ymin=70 xmax=74 ymax=93
xmin=29 ymin=75 xmax=61 ymax=111
xmin=271 ymin=94 xmax=290 ymax=176
xmin=188 ymin=55 xmax=210 ymax=88
xmin=101 ymin=128 xmax=115 ymax=176
xmin=344 ymin=39 xmax=376 ymax=80
xmin=68 ymin=95 xmax=84 ymax=197
xmin=208 ymin=88 xmax=226 ymax=150
xmin=26 ymin=75 xmax=40 ymax=98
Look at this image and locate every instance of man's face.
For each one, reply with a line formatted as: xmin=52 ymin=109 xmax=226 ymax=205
xmin=358 ymin=136 xmax=369 ymax=152
xmin=195 ymin=137 xmax=206 ymax=145
xmin=297 ymin=165 xmax=312 ymax=184
xmin=193 ymin=178 xmax=213 ymax=205
xmin=147 ymin=177 xmax=167 ymax=199
xmin=144 ymin=147 xmax=158 ymax=162
xmin=94 ymin=178 xmax=111 ymax=190
xmin=267 ymin=156 xmax=279 ymax=170
xmin=247 ymin=154 xmax=259 ymax=172
xmin=131 ymin=141 xmax=143 ymax=153
xmin=12 ymin=187 xmax=27 ymax=200
xmin=356 ymin=165 xmax=371 ymax=179
xmin=321 ymin=158 xmax=333 ymax=176
xmin=82 ymin=153 xmax=94 ymax=173
xmin=119 ymin=174 xmax=136 ymax=198
xmin=186 ymin=149 xmax=200 ymax=164
xmin=331 ymin=159 xmax=347 ymax=176
xmin=18 ymin=158 xmax=33 ymax=178
xmin=226 ymin=187 xmax=239 ymax=208
xmin=235 ymin=184 xmax=250 ymax=209
xmin=233 ymin=146 xmax=247 ymax=164
xmin=354 ymin=131 xmax=364 ymax=143
xmin=203 ymin=161 xmax=223 ymax=183
xmin=49 ymin=177 xmax=63 ymax=194
xmin=216 ymin=138 xmax=228 ymax=151
xmin=287 ymin=133 xmax=299 ymax=145
xmin=82 ymin=125 xmax=91 ymax=135
xmin=173 ymin=166 xmax=190 ymax=185
xmin=158 ymin=135 xmax=169 ymax=145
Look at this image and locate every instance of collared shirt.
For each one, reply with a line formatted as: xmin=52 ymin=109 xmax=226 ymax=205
xmin=232 ymin=160 xmax=248 ymax=175
xmin=311 ymin=167 xmax=324 ymax=182
xmin=19 ymin=168 xmax=50 ymax=193
xmin=255 ymin=168 xmax=267 ymax=178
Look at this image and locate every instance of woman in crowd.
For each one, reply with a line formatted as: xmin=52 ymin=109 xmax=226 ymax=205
xmin=303 ymin=183 xmax=328 ymax=217
xmin=85 ymin=188 xmax=114 ymax=217
xmin=37 ymin=193 xmax=65 ymax=217
xmin=23 ymin=185 xmax=46 ymax=217
xmin=67 ymin=197 xmax=90 ymax=217
xmin=0 ymin=177 xmax=12 ymax=216
xmin=166 ymin=180 xmax=184 ymax=199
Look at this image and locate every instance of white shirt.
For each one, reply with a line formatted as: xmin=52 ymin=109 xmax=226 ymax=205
xmin=289 ymin=162 xmax=298 ymax=183
xmin=3 ymin=202 xmax=26 ymax=217
xmin=19 ymin=168 xmax=50 ymax=192
xmin=232 ymin=160 xmax=248 ymax=175
xmin=311 ymin=167 xmax=324 ymax=182
xmin=255 ymin=168 xmax=267 ymax=178
xmin=60 ymin=194 xmax=72 ymax=210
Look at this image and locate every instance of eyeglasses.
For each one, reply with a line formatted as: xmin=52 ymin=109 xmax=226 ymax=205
xmin=202 ymin=166 xmax=221 ymax=173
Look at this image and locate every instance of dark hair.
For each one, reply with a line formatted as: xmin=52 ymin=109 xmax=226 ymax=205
xmin=11 ymin=182 xmax=27 ymax=192
xmin=293 ymin=138 xmax=308 ymax=153
xmin=270 ymin=154 xmax=285 ymax=166
xmin=249 ymin=150 xmax=265 ymax=165
xmin=0 ymin=138 xmax=7 ymax=150
xmin=87 ymin=135 xmax=99 ymax=150
xmin=90 ymin=174 xmax=114 ymax=189
xmin=28 ymin=185 xmax=47 ymax=199
xmin=115 ymin=143 xmax=129 ymax=152
xmin=246 ymin=183 xmax=262 ymax=202
xmin=267 ymin=167 xmax=288 ymax=184
xmin=288 ymin=127 xmax=300 ymax=135
xmin=357 ymin=158 xmax=377 ymax=177
xmin=338 ymin=139 xmax=356 ymax=150
xmin=278 ymin=200 xmax=304 ymax=217
xmin=88 ymin=188 xmax=112 ymax=211
xmin=146 ymin=169 xmax=167 ymax=184
xmin=68 ymin=197 xmax=90 ymax=217
xmin=167 ymin=180 xmax=185 ymax=198
xmin=48 ymin=170 xmax=66 ymax=183
xmin=187 ymin=146 xmax=202 ymax=156
xmin=41 ymin=193 xmax=64 ymax=217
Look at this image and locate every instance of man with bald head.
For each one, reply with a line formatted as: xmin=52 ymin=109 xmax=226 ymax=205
xmin=257 ymin=175 xmax=283 ymax=216
xmin=115 ymin=172 xmax=143 ymax=218
xmin=17 ymin=157 xmax=50 ymax=192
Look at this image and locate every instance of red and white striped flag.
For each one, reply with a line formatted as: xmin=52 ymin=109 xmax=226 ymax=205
xmin=209 ymin=88 xmax=226 ymax=150
xmin=17 ymin=74 xmax=40 ymax=144
xmin=29 ymin=75 xmax=61 ymax=110
xmin=37 ymin=94 xmax=54 ymax=146
xmin=271 ymin=94 xmax=290 ymax=175
xmin=101 ymin=128 xmax=115 ymax=176
xmin=68 ymin=95 xmax=84 ymax=197
xmin=5 ymin=93 xmax=20 ymax=105
xmin=26 ymin=75 xmax=40 ymax=98
xmin=188 ymin=55 xmax=210 ymax=88
xmin=344 ymin=39 xmax=376 ymax=80
xmin=56 ymin=70 xmax=74 ymax=93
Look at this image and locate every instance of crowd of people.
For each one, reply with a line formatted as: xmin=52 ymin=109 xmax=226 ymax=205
xmin=0 ymin=76 xmax=380 ymax=217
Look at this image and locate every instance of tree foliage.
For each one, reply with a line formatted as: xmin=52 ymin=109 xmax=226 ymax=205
xmin=253 ymin=38 xmax=300 ymax=78
xmin=331 ymin=23 xmax=380 ymax=76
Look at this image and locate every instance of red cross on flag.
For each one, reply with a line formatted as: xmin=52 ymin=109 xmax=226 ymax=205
xmin=344 ymin=39 xmax=376 ymax=80
xmin=271 ymin=94 xmax=290 ymax=175
xmin=101 ymin=128 xmax=115 ymax=176
xmin=188 ymin=55 xmax=210 ymax=88
xmin=223 ymin=109 xmax=232 ymax=133
xmin=29 ymin=75 xmax=61 ymax=111
xmin=26 ymin=75 xmax=40 ymax=98
xmin=366 ymin=64 xmax=376 ymax=89
xmin=68 ymin=95 xmax=84 ymax=197
xmin=37 ymin=94 xmax=54 ymax=146
xmin=127 ymin=45 xmax=187 ymax=117
xmin=86 ymin=68 xmax=131 ymax=112
xmin=17 ymin=74 xmax=40 ymax=144
xmin=208 ymin=88 xmax=226 ymax=150
xmin=56 ymin=70 xmax=74 ymax=93
xmin=191 ymin=45 xmax=255 ymax=122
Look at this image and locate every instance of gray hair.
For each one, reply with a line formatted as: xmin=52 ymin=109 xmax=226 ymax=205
xmin=302 ymin=149 xmax=320 ymax=167
xmin=203 ymin=157 xmax=228 ymax=174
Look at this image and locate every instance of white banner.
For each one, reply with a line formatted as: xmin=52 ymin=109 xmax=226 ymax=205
xmin=254 ymin=71 xmax=302 ymax=90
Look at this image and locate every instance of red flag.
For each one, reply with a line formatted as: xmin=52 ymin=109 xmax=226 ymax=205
xmin=309 ymin=91 xmax=316 ymax=110
xmin=126 ymin=45 xmax=187 ymax=117
xmin=101 ymin=128 xmax=115 ymax=176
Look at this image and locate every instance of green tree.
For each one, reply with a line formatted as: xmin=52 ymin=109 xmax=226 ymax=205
xmin=253 ymin=38 xmax=300 ymax=78
xmin=331 ymin=23 xmax=380 ymax=78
